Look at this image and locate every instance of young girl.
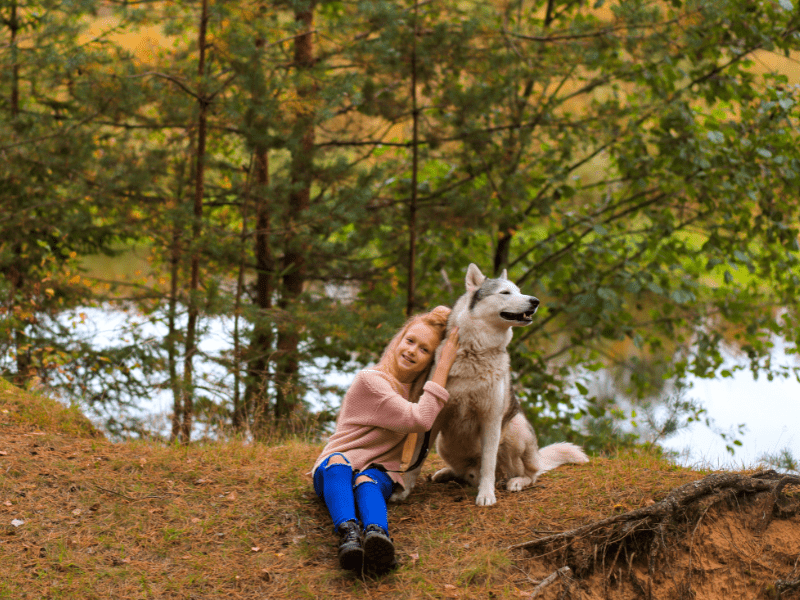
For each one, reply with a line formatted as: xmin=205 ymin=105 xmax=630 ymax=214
xmin=311 ymin=306 xmax=460 ymax=573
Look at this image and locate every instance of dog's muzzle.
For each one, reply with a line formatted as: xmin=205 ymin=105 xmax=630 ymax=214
xmin=500 ymin=298 xmax=539 ymax=324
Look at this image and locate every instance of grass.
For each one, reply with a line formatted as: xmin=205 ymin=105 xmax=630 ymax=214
xmin=0 ymin=377 xmax=101 ymax=439
xmin=0 ymin=379 xmax=721 ymax=599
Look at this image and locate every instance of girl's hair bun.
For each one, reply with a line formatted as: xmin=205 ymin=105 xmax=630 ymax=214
xmin=425 ymin=305 xmax=451 ymax=330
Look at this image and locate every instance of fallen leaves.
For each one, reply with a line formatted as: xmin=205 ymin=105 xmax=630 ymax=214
xmin=443 ymin=583 xmax=459 ymax=598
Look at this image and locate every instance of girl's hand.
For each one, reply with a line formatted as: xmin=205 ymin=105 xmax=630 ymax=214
xmin=430 ymin=327 xmax=459 ymax=389
xmin=438 ymin=327 xmax=459 ymax=371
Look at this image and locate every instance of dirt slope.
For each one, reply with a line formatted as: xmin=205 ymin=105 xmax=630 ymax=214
xmin=1 ymin=382 xmax=799 ymax=599
xmin=516 ymin=472 xmax=800 ymax=600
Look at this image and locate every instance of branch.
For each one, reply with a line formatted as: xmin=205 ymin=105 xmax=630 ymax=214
xmin=129 ymin=72 xmax=202 ymax=101
xmin=531 ymin=566 xmax=573 ymax=598
xmin=502 ymin=11 xmax=700 ymax=43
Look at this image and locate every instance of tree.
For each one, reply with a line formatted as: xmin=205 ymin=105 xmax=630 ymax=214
xmin=337 ymin=0 xmax=800 ymax=448
xmin=0 ymin=0 xmax=128 ymax=387
xmin=4 ymin=0 xmax=798 ymax=452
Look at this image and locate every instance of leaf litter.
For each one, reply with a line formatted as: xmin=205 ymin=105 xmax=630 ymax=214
xmin=0 ymin=420 xmax=799 ymax=599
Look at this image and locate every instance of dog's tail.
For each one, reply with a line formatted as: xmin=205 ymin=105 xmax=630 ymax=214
xmin=537 ymin=442 xmax=589 ymax=474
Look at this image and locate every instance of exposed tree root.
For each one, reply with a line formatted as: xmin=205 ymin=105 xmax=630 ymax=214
xmin=510 ymin=470 xmax=800 ymax=598
xmin=775 ymin=578 xmax=800 ymax=594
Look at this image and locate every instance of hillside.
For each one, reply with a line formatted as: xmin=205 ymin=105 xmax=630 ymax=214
xmin=1 ymin=383 xmax=799 ymax=599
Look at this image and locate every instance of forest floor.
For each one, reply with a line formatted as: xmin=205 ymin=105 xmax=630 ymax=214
xmin=2 ymin=380 xmax=800 ymax=600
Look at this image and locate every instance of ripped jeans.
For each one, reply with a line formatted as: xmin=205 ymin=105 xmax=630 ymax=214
xmin=313 ymin=453 xmax=394 ymax=534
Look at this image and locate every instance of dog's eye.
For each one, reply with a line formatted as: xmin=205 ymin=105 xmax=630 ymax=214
xmin=500 ymin=290 xmax=511 ymax=295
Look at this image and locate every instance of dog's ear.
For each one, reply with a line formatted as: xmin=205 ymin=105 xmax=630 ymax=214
xmin=499 ymin=268 xmax=508 ymax=280
xmin=465 ymin=263 xmax=485 ymax=292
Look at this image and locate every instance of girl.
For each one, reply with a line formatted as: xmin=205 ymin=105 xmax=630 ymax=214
xmin=311 ymin=306 xmax=459 ymax=573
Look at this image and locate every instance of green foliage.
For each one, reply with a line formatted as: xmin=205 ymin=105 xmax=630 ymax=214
xmin=1 ymin=0 xmax=799 ymax=449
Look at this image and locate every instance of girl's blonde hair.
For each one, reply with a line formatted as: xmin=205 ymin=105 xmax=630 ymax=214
xmin=376 ymin=305 xmax=451 ymax=402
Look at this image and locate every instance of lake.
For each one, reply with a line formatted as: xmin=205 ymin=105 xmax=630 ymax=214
xmin=64 ymin=306 xmax=799 ymax=471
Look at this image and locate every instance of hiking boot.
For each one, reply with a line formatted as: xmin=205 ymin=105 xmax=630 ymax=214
xmin=363 ymin=524 xmax=396 ymax=573
xmin=336 ymin=520 xmax=364 ymax=571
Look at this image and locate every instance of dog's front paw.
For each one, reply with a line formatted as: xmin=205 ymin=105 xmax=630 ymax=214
xmin=475 ymin=489 xmax=497 ymax=506
xmin=506 ymin=476 xmax=531 ymax=492
xmin=388 ymin=488 xmax=410 ymax=503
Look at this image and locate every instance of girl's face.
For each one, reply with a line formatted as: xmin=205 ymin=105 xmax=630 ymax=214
xmin=392 ymin=322 xmax=439 ymax=382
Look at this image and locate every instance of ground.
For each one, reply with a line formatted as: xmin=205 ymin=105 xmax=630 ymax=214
xmin=1 ymin=381 xmax=799 ymax=599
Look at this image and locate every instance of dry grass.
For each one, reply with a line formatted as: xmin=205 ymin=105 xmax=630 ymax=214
xmin=4 ymin=380 xmax=797 ymax=600
xmin=0 ymin=378 xmax=102 ymax=439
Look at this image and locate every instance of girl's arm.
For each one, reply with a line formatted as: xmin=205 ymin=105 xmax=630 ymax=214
xmin=429 ymin=327 xmax=459 ymax=389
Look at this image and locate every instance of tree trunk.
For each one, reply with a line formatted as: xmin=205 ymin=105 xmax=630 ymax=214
xmin=8 ymin=3 xmax=30 ymax=385
xmin=494 ymin=228 xmax=514 ymax=277
xmin=247 ymin=147 xmax=273 ymax=436
xmin=168 ymin=215 xmax=183 ymax=442
xmin=10 ymin=0 xmax=19 ymax=118
xmin=492 ymin=2 xmax=553 ymax=278
xmin=231 ymin=161 xmax=249 ymax=434
xmin=180 ymin=0 xmax=209 ymax=444
xmin=168 ymin=133 xmax=193 ymax=444
xmin=274 ymin=2 xmax=316 ymax=428
xmin=406 ymin=0 xmax=419 ymax=317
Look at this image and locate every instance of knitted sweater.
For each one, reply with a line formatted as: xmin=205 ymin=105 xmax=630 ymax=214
xmin=312 ymin=369 xmax=449 ymax=488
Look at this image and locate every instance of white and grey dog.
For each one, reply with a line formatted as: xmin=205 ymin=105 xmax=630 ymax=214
xmin=391 ymin=263 xmax=588 ymax=506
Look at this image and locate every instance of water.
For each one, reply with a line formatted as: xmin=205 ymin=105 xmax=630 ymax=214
xmin=52 ymin=306 xmax=800 ymax=469
xmin=665 ymin=355 xmax=799 ymax=469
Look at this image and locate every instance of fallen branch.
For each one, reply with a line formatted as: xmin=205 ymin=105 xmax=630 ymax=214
xmin=530 ymin=566 xmax=572 ymax=598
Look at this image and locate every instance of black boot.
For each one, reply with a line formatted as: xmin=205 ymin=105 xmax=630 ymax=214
xmin=363 ymin=524 xmax=396 ymax=573
xmin=336 ymin=520 xmax=364 ymax=571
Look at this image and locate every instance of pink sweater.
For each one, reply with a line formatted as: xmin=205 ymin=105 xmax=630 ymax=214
xmin=312 ymin=369 xmax=449 ymax=488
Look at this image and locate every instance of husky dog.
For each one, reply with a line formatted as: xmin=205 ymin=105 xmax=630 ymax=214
xmin=391 ymin=264 xmax=588 ymax=506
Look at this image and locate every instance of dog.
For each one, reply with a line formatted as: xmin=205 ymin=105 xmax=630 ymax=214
xmin=390 ymin=263 xmax=588 ymax=506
